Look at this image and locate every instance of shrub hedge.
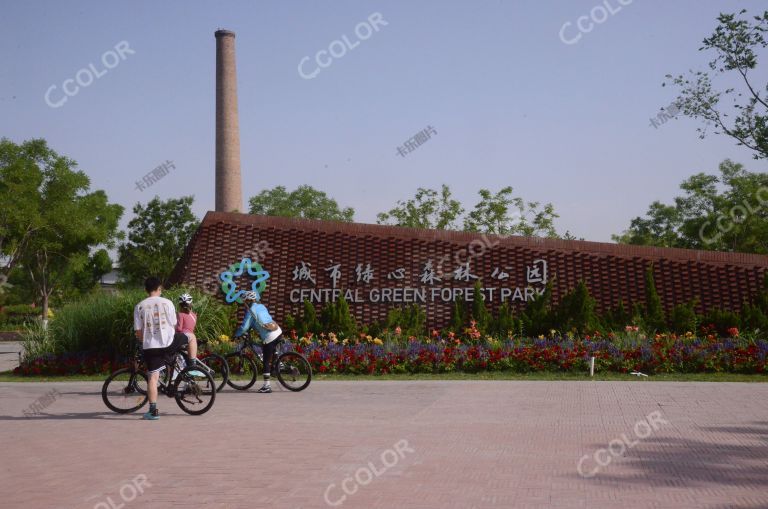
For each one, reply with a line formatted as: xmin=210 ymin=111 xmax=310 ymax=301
xmin=20 ymin=288 xmax=235 ymax=361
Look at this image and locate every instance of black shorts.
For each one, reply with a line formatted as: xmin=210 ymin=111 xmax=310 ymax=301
xmin=143 ymin=333 xmax=189 ymax=373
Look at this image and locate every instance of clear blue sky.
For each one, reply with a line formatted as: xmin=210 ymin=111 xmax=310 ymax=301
xmin=2 ymin=0 xmax=766 ymax=242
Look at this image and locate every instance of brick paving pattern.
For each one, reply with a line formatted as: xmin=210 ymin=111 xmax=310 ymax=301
xmin=1 ymin=381 xmax=767 ymax=508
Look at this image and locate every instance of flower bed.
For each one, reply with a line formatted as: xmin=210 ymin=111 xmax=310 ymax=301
xmin=13 ymin=332 xmax=768 ymax=377
xmin=293 ymin=337 xmax=768 ymax=375
xmin=14 ymin=352 xmax=119 ymax=376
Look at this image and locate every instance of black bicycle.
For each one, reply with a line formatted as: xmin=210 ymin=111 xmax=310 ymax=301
xmin=225 ymin=335 xmax=312 ymax=392
xmin=197 ymin=339 xmax=229 ymax=393
xmin=102 ymin=344 xmax=217 ymax=415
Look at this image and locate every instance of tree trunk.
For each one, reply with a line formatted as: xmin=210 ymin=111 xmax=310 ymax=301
xmin=41 ymin=292 xmax=49 ymax=329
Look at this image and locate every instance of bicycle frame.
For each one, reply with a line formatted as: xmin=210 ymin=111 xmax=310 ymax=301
xmin=104 ymin=341 xmax=217 ymax=415
xmin=234 ymin=336 xmax=288 ymax=371
xmin=133 ymin=347 xmax=201 ymax=398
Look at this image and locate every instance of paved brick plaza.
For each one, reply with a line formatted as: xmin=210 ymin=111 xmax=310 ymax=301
xmin=1 ymin=381 xmax=767 ymax=509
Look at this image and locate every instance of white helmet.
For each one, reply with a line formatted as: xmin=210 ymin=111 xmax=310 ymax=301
xmin=243 ymin=290 xmax=260 ymax=302
xmin=178 ymin=293 xmax=193 ymax=305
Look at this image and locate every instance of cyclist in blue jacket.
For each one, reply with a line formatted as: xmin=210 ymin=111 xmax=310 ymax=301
xmin=234 ymin=290 xmax=283 ymax=393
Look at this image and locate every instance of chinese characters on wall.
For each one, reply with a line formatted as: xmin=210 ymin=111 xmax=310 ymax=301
xmin=288 ymin=258 xmax=549 ymax=304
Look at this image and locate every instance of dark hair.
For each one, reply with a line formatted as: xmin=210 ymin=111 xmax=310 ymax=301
xmin=144 ymin=277 xmax=162 ymax=293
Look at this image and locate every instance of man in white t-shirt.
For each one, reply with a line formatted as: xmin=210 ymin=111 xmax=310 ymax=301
xmin=134 ymin=276 xmax=191 ymax=420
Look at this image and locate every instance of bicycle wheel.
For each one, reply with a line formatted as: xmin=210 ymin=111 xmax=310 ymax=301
xmin=199 ymin=353 xmax=229 ymax=393
xmin=275 ymin=352 xmax=312 ymax=392
xmin=174 ymin=366 xmax=216 ymax=415
xmin=102 ymin=368 xmax=148 ymax=413
xmin=225 ymin=352 xmax=259 ymax=390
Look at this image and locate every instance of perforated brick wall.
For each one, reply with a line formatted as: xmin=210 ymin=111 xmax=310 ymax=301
xmin=169 ymin=212 xmax=768 ymax=329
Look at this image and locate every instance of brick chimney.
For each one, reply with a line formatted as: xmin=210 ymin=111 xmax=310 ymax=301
xmin=214 ymin=29 xmax=243 ymax=212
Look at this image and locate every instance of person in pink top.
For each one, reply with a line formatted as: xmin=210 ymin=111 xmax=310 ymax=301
xmin=176 ymin=293 xmax=200 ymax=365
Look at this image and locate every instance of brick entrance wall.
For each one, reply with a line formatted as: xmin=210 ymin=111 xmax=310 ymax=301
xmin=169 ymin=212 xmax=768 ymax=329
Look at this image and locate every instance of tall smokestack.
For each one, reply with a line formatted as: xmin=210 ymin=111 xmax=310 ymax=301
xmin=215 ymin=29 xmax=243 ymax=213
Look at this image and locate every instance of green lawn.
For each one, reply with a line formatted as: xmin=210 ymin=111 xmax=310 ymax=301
xmin=2 ymin=370 xmax=768 ymax=383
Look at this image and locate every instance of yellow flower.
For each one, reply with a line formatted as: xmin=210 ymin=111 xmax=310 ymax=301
xmin=366 ymin=335 xmax=373 ymax=341
xmin=373 ymin=338 xmax=383 ymax=345
xmin=218 ymin=334 xmax=230 ymax=342
xmin=538 ymin=335 xmax=545 ymax=340
xmin=342 ymin=338 xmax=349 ymax=345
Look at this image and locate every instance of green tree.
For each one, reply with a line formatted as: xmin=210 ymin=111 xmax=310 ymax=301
xmin=614 ymin=160 xmax=768 ymax=254
xmin=665 ymin=10 xmax=768 ymax=160
xmin=386 ymin=304 xmax=426 ymax=337
xmin=470 ymin=280 xmax=492 ymax=333
xmin=379 ymin=184 xmax=565 ymax=238
xmin=554 ymin=280 xmax=599 ymax=336
xmin=448 ymin=297 xmax=468 ymax=333
xmin=740 ymin=272 xmax=768 ymax=333
xmin=490 ymin=302 xmax=516 ymax=338
xmin=643 ymin=266 xmax=666 ymax=332
xmin=297 ymin=299 xmax=321 ymax=336
xmin=248 ymin=185 xmax=354 ymax=222
xmin=377 ymin=185 xmax=463 ymax=229
xmin=2 ymin=139 xmax=124 ymax=319
xmin=55 ymin=248 xmax=114 ymax=303
xmin=520 ymin=283 xmax=553 ymax=336
xmin=463 ymin=187 xmax=560 ymax=238
xmin=118 ymin=196 xmax=199 ymax=286
xmin=320 ymin=297 xmax=357 ymax=336
xmin=701 ymin=308 xmax=741 ymax=335
xmin=669 ymin=300 xmax=699 ymax=334
xmin=1 ymin=139 xmax=56 ymax=278
xmin=612 ymin=202 xmax=682 ymax=248
xmin=601 ymin=299 xmax=632 ymax=331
